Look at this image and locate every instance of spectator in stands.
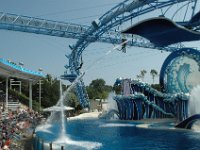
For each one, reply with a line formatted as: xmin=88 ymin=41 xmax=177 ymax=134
xmin=0 ymin=107 xmax=42 ymax=149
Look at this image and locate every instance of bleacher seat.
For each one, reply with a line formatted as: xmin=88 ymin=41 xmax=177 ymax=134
xmin=7 ymin=101 xmax=20 ymax=111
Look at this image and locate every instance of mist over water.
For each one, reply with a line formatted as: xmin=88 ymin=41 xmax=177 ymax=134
xmin=189 ymin=85 xmax=200 ymax=116
xmin=99 ymin=92 xmax=119 ymax=120
xmin=35 ymin=43 xmax=121 ymax=149
xmin=103 ymin=92 xmax=118 ymax=112
xmin=35 ymin=76 xmax=103 ymax=149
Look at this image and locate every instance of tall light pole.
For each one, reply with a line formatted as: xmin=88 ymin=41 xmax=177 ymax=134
xmin=38 ymin=68 xmax=43 ymax=111
xmin=38 ymin=79 xmax=43 ymax=111
xmin=5 ymin=77 xmax=8 ymax=112
xmin=29 ymin=80 xmax=32 ymax=110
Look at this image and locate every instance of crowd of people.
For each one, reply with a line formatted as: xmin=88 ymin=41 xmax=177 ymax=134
xmin=0 ymin=107 xmax=42 ymax=150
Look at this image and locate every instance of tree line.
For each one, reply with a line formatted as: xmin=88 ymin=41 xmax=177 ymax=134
xmin=0 ymin=75 xmax=112 ymax=112
xmin=136 ymin=69 xmax=158 ymax=83
xmin=0 ymin=70 xmax=160 ymax=112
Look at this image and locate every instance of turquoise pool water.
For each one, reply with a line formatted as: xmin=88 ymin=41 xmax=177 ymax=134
xmin=36 ymin=119 xmax=200 ymax=150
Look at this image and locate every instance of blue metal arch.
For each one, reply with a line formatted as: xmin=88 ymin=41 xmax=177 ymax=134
xmin=160 ymin=48 xmax=200 ymax=93
xmin=65 ymin=0 xmax=197 ymax=107
xmin=69 ymin=0 xmax=194 ymax=75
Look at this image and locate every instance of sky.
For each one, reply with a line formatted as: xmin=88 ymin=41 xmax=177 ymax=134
xmin=0 ymin=0 xmax=199 ymax=86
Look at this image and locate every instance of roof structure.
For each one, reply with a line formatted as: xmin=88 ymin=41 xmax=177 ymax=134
xmin=122 ymin=17 xmax=200 ymax=47
xmin=0 ymin=58 xmax=45 ymax=81
xmin=189 ymin=10 xmax=200 ymax=25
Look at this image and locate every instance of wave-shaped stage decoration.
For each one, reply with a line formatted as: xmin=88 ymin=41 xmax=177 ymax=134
xmin=160 ymin=48 xmax=200 ymax=94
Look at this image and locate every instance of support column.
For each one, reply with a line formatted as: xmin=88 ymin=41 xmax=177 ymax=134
xmin=5 ymin=77 xmax=8 ymax=111
xmin=9 ymin=79 xmax=12 ymax=89
xmin=39 ymin=79 xmax=42 ymax=111
xmin=29 ymin=81 xmax=32 ymax=110
xmin=19 ymin=81 xmax=21 ymax=94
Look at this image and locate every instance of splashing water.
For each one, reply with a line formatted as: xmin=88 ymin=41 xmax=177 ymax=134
xmin=189 ymin=85 xmax=200 ymax=131
xmin=191 ymin=120 xmax=200 ymax=131
xmin=189 ymin=85 xmax=200 ymax=116
xmin=59 ymin=80 xmax=66 ymax=137
xmin=35 ymin=79 xmax=68 ymax=133
xmin=99 ymin=92 xmax=119 ymax=120
xmin=35 ymin=41 xmax=128 ymax=149
xmin=103 ymin=92 xmax=118 ymax=112
xmin=54 ymin=79 xmax=102 ymax=149
xmin=36 ymin=74 xmax=102 ymax=149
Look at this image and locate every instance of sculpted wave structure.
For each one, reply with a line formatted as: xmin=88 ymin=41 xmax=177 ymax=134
xmin=114 ymin=79 xmax=189 ymax=122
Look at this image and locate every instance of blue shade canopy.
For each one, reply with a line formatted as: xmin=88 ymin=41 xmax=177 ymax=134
xmin=189 ymin=11 xmax=200 ymax=25
xmin=122 ymin=17 xmax=200 ymax=47
xmin=0 ymin=58 xmax=45 ymax=81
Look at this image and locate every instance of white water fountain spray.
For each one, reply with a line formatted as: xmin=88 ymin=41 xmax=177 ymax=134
xmin=189 ymin=85 xmax=200 ymax=116
xmin=59 ymin=80 xmax=66 ymax=138
xmin=35 ymin=41 xmax=128 ymax=149
xmin=189 ymin=85 xmax=200 ymax=130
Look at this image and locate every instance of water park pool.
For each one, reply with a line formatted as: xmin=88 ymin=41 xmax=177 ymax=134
xmin=36 ymin=118 xmax=200 ymax=150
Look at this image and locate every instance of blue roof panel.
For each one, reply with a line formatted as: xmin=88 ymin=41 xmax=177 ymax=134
xmin=122 ymin=17 xmax=200 ymax=47
xmin=0 ymin=58 xmax=45 ymax=78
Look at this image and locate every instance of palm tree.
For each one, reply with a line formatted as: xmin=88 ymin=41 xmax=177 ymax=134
xmin=150 ymin=69 xmax=158 ymax=84
xmin=136 ymin=74 xmax=142 ymax=80
xmin=140 ymin=70 xmax=147 ymax=81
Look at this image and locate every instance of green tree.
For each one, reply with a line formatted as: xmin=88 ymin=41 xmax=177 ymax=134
xmin=113 ymin=84 xmax=121 ymax=95
xmin=46 ymin=74 xmax=53 ymax=84
xmin=113 ymin=78 xmax=122 ymax=94
xmin=140 ymin=70 xmax=147 ymax=81
xmin=65 ymin=88 xmax=82 ymax=111
xmin=38 ymin=76 xmax=60 ymax=108
xmin=0 ymin=74 xmax=69 ymax=111
xmin=86 ymin=79 xmax=112 ymax=100
xmin=32 ymin=74 xmax=67 ymax=109
xmin=136 ymin=74 xmax=142 ymax=80
xmin=151 ymin=84 xmax=161 ymax=91
xmin=150 ymin=69 xmax=158 ymax=84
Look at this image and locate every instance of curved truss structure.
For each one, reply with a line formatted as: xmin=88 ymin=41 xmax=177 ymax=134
xmin=0 ymin=12 xmax=164 ymax=50
xmin=0 ymin=1 xmax=199 ymax=107
xmin=68 ymin=0 xmax=195 ymax=74
xmin=65 ymin=0 xmax=198 ymax=107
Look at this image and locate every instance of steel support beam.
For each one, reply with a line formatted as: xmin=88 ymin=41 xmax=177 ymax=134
xmin=29 ymin=81 xmax=32 ymax=110
xmin=5 ymin=77 xmax=8 ymax=111
xmin=66 ymin=0 xmax=194 ymax=107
